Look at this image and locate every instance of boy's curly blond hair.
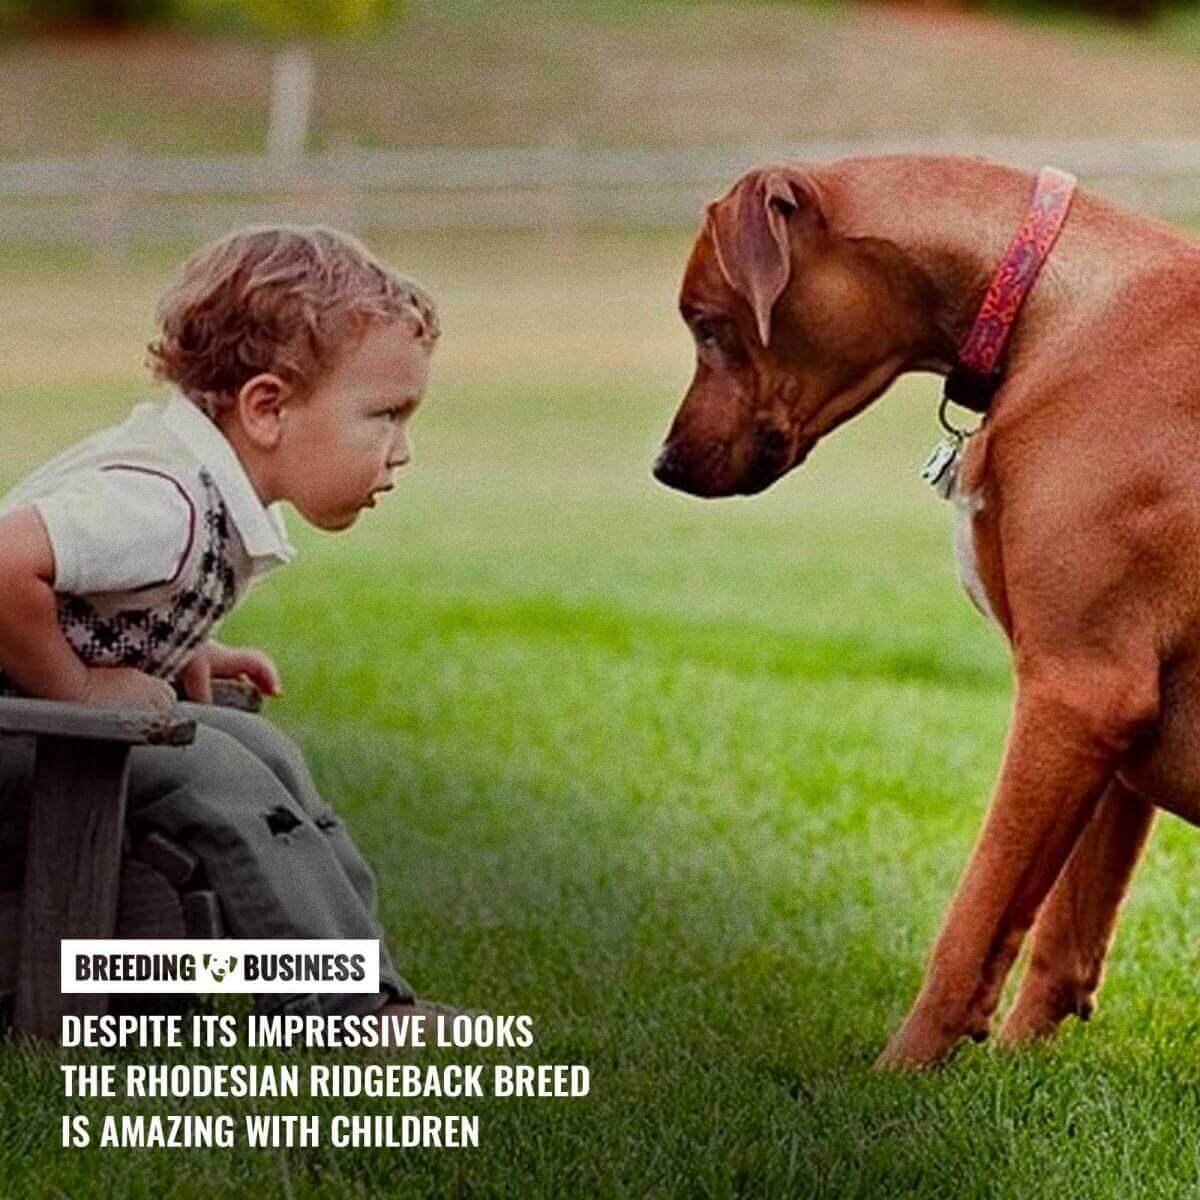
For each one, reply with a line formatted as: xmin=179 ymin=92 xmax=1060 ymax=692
xmin=147 ymin=225 xmax=440 ymax=419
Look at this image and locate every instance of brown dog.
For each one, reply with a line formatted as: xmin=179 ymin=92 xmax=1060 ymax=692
xmin=654 ymin=154 xmax=1200 ymax=1069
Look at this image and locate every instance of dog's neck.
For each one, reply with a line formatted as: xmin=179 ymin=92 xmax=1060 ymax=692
xmin=813 ymin=155 xmax=1120 ymax=382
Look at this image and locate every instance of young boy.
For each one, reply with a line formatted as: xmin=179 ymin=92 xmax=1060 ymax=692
xmin=0 ymin=225 xmax=437 ymax=1027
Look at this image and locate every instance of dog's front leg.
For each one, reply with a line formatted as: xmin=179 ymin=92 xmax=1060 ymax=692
xmin=998 ymin=777 xmax=1156 ymax=1045
xmin=875 ymin=664 xmax=1157 ymax=1070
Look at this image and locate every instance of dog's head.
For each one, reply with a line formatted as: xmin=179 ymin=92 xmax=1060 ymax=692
xmin=654 ymin=163 xmax=939 ymax=498
xmin=202 ymin=953 xmax=238 ymax=983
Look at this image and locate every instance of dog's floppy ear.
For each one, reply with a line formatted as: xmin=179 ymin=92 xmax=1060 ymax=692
xmin=706 ymin=168 xmax=822 ymax=347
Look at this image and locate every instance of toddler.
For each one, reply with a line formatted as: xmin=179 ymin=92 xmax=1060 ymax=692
xmin=0 ymin=226 xmax=438 ymax=1025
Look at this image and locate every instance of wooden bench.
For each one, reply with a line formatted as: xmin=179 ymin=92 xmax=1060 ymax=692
xmin=0 ymin=681 xmax=259 ymax=1039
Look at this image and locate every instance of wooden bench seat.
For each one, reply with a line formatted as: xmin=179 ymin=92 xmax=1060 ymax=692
xmin=0 ymin=680 xmax=258 ymax=1039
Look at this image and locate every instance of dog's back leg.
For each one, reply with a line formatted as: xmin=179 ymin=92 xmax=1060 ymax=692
xmin=875 ymin=659 xmax=1158 ymax=1070
xmin=998 ymin=777 xmax=1156 ymax=1045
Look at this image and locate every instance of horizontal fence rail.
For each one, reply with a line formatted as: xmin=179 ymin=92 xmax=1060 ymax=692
xmin=4 ymin=136 xmax=1200 ymax=244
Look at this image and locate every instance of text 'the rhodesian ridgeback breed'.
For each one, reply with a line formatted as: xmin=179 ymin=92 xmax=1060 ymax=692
xmin=653 ymin=154 xmax=1200 ymax=1069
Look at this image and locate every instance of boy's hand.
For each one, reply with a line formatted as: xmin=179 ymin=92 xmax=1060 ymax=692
xmin=82 ymin=666 xmax=176 ymax=713
xmin=177 ymin=640 xmax=282 ymax=704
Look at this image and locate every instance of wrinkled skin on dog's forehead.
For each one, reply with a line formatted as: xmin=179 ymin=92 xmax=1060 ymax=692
xmin=655 ymin=163 xmax=929 ymax=499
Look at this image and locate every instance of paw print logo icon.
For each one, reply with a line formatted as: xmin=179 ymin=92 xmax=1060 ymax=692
xmin=202 ymin=953 xmax=239 ymax=984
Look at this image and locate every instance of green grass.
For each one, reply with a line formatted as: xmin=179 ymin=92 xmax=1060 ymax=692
xmin=2 ymin=230 xmax=1200 ymax=1197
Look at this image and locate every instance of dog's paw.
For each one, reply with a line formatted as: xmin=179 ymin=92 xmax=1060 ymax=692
xmin=997 ymin=991 xmax=1094 ymax=1048
xmin=873 ymin=1014 xmax=972 ymax=1072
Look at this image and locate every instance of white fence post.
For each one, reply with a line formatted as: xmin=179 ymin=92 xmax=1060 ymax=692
xmin=268 ymin=46 xmax=315 ymax=163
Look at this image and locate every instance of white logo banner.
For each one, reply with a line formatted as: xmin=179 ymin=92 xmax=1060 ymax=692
xmin=60 ymin=939 xmax=380 ymax=994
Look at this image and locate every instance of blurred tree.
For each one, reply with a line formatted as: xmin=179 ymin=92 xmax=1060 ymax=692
xmin=1000 ymin=0 xmax=1170 ymax=20
xmin=927 ymin=0 xmax=1178 ymax=21
xmin=182 ymin=0 xmax=400 ymax=39
xmin=0 ymin=0 xmax=402 ymax=37
xmin=0 ymin=0 xmax=174 ymax=31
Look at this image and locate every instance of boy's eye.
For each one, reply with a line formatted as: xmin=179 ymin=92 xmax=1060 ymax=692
xmin=377 ymin=399 xmax=417 ymax=420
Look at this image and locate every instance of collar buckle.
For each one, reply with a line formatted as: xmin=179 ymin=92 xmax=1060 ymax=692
xmin=943 ymin=364 xmax=999 ymax=415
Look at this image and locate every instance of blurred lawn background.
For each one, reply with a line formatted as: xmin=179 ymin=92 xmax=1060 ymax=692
xmin=9 ymin=0 xmax=1200 ymax=157
xmin=4 ymin=2 xmax=1200 ymax=1197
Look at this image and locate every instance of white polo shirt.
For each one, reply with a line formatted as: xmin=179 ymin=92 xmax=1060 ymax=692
xmin=0 ymin=392 xmax=294 ymax=690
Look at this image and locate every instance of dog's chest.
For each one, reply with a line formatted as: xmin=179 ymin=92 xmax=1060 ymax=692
xmin=951 ymin=483 xmax=999 ymax=625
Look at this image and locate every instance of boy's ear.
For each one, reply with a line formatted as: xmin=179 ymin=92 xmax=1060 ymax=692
xmin=235 ymin=373 xmax=290 ymax=448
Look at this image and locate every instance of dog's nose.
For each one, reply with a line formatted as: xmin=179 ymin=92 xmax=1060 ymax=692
xmin=652 ymin=444 xmax=690 ymax=490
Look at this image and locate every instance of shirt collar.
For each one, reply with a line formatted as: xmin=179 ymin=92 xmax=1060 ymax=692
xmin=161 ymin=391 xmax=295 ymax=569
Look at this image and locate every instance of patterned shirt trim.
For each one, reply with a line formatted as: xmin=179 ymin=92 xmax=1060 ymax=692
xmin=99 ymin=464 xmax=197 ymax=591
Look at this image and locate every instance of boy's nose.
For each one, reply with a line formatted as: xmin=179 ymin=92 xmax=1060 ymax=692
xmin=388 ymin=429 xmax=412 ymax=468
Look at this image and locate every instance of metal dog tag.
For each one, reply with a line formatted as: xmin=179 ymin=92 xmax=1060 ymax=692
xmin=919 ymin=437 xmax=960 ymax=501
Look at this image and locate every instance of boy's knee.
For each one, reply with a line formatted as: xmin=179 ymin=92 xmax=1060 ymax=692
xmin=130 ymin=724 xmax=283 ymax=819
xmin=256 ymin=729 xmax=309 ymax=791
xmin=189 ymin=705 xmax=310 ymax=791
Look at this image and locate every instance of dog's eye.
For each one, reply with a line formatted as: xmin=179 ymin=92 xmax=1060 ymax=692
xmin=693 ymin=319 xmax=721 ymax=349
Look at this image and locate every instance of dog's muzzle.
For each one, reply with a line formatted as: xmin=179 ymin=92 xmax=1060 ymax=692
xmin=652 ymin=444 xmax=693 ymax=492
xmin=733 ymin=428 xmax=794 ymax=495
xmin=653 ymin=439 xmax=739 ymax=497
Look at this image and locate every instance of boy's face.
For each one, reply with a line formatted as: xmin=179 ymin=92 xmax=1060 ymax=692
xmin=278 ymin=319 xmax=431 ymax=530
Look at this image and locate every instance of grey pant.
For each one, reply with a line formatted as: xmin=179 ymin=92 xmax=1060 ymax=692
xmin=0 ymin=704 xmax=411 ymax=1017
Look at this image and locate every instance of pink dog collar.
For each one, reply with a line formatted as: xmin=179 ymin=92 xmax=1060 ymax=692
xmin=944 ymin=166 xmax=1076 ymax=415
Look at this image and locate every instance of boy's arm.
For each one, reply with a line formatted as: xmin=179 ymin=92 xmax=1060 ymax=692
xmin=0 ymin=506 xmax=174 ymax=711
